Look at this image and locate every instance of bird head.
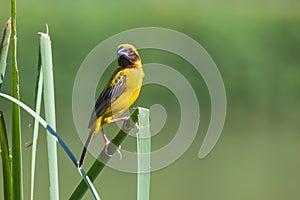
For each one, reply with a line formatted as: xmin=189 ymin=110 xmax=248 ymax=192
xmin=117 ymin=44 xmax=141 ymax=68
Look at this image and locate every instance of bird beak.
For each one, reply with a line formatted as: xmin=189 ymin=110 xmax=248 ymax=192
xmin=117 ymin=48 xmax=129 ymax=58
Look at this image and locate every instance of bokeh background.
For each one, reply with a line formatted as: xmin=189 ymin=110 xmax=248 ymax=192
xmin=1 ymin=0 xmax=300 ymax=199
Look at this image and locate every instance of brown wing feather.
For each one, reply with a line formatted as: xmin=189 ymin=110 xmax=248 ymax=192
xmin=88 ymin=69 xmax=126 ymax=128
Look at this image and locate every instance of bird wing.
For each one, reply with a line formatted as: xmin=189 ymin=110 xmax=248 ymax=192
xmin=88 ymin=69 xmax=126 ymax=128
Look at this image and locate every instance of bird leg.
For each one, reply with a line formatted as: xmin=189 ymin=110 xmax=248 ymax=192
xmin=101 ymin=129 xmax=122 ymax=159
xmin=103 ymin=116 xmax=139 ymax=159
xmin=109 ymin=116 xmax=130 ymax=124
xmin=109 ymin=116 xmax=139 ymax=132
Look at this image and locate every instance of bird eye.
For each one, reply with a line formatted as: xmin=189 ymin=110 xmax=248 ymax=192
xmin=128 ymin=48 xmax=134 ymax=54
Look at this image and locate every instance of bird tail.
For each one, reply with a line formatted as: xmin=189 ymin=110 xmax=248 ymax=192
xmin=79 ymin=130 xmax=94 ymax=168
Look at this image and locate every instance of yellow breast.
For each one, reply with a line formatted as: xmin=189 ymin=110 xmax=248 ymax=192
xmin=108 ymin=66 xmax=144 ymax=120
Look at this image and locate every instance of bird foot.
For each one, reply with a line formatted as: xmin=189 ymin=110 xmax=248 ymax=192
xmin=103 ymin=138 xmax=122 ymax=159
xmin=122 ymin=119 xmax=139 ymax=133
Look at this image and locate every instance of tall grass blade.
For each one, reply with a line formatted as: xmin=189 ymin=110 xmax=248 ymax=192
xmin=30 ymin=50 xmax=43 ymax=200
xmin=0 ymin=92 xmax=101 ymax=200
xmin=11 ymin=0 xmax=23 ymax=198
xmin=0 ymin=111 xmax=13 ymax=200
xmin=70 ymin=108 xmax=141 ymax=199
xmin=0 ymin=24 xmax=13 ymax=200
xmin=39 ymin=26 xmax=59 ymax=200
xmin=0 ymin=21 xmax=13 ymax=196
xmin=137 ymin=108 xmax=151 ymax=200
xmin=0 ymin=19 xmax=11 ymax=90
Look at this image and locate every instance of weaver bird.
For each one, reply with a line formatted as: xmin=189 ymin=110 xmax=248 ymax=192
xmin=79 ymin=44 xmax=144 ymax=167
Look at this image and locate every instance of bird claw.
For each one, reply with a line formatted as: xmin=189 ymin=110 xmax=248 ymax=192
xmin=134 ymin=123 xmax=140 ymax=131
xmin=122 ymin=120 xmax=139 ymax=133
xmin=103 ymin=141 xmax=122 ymax=160
xmin=116 ymin=146 xmax=122 ymax=160
xmin=103 ymin=141 xmax=113 ymax=157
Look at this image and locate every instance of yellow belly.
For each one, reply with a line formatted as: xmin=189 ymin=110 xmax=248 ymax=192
xmin=103 ymin=66 xmax=144 ymax=124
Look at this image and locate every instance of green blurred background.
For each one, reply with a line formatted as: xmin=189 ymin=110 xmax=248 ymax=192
xmin=1 ymin=0 xmax=300 ymax=199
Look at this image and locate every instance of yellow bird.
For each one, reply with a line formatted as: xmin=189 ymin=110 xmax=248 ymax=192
xmin=79 ymin=44 xmax=144 ymax=167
